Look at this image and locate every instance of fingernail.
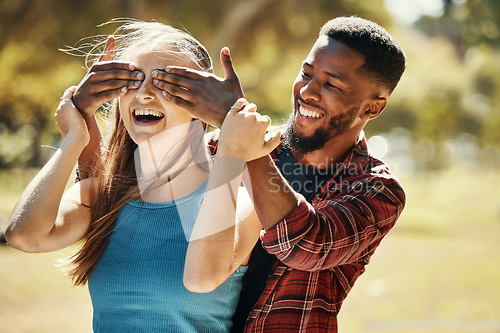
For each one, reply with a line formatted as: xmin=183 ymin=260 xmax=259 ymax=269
xmin=165 ymin=67 xmax=171 ymax=73
xmin=162 ymin=91 xmax=169 ymax=99
xmin=134 ymin=80 xmax=142 ymax=87
xmin=128 ymin=64 xmax=135 ymax=70
xmin=135 ymin=71 xmax=144 ymax=79
xmin=151 ymin=70 xmax=158 ymax=78
xmin=153 ymin=79 xmax=159 ymax=85
xmin=121 ymin=87 xmax=128 ymax=93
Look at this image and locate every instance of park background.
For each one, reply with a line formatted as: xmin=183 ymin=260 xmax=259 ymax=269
xmin=0 ymin=0 xmax=499 ymax=331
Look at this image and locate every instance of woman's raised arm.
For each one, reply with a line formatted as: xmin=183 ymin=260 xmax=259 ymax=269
xmin=183 ymin=99 xmax=280 ymax=293
xmin=5 ymin=88 xmax=92 ymax=252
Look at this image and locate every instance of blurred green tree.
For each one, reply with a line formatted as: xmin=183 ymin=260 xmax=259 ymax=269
xmin=368 ymin=0 xmax=500 ymax=161
xmin=0 ymin=0 xmax=389 ymax=168
xmin=1 ymin=0 xmax=498 ymax=169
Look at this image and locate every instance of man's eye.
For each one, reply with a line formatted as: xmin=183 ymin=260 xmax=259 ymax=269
xmin=326 ymin=82 xmax=342 ymax=92
xmin=301 ymin=71 xmax=312 ymax=78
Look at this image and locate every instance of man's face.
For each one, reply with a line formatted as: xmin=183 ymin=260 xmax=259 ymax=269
xmin=285 ymin=36 xmax=374 ymax=155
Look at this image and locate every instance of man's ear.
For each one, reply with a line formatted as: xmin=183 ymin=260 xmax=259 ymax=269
xmin=363 ymin=97 xmax=387 ymax=120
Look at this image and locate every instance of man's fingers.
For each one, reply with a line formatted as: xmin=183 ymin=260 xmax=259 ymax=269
xmin=220 ymin=47 xmax=244 ymax=98
xmin=162 ymin=66 xmax=207 ymax=81
xmin=93 ymin=87 xmax=131 ymax=101
xmin=154 ymin=79 xmax=195 ymax=102
xmin=220 ymin=47 xmax=236 ymax=80
xmin=90 ymin=61 xmax=139 ymax=73
xmin=98 ymin=36 xmax=116 ymax=62
xmin=79 ymin=79 xmax=141 ymax=96
xmin=85 ymin=69 xmax=143 ymax=85
xmin=161 ymin=91 xmax=193 ymax=110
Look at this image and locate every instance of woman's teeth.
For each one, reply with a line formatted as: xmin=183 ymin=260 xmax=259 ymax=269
xmin=134 ymin=109 xmax=164 ymax=122
xmin=134 ymin=109 xmax=164 ymax=118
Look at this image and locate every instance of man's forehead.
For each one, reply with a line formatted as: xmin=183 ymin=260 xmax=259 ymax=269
xmin=304 ymin=37 xmax=365 ymax=74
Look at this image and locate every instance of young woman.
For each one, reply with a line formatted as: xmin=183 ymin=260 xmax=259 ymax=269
xmin=5 ymin=20 xmax=279 ymax=332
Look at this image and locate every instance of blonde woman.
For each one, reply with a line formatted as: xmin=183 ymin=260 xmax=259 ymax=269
xmin=6 ymin=20 xmax=279 ymax=332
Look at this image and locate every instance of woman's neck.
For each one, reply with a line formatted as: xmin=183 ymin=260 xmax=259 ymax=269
xmin=138 ymin=146 xmax=211 ymax=203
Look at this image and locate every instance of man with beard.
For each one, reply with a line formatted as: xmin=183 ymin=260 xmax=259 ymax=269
xmin=79 ymin=16 xmax=407 ymax=332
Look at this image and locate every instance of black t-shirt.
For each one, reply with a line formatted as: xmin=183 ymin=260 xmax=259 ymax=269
xmin=275 ymin=148 xmax=337 ymax=201
xmin=230 ymin=148 xmax=337 ymax=332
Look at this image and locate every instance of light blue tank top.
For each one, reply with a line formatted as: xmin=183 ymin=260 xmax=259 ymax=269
xmin=88 ymin=181 xmax=247 ymax=332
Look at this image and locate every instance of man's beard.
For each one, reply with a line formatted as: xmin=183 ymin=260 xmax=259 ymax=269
xmin=282 ymin=105 xmax=359 ymax=156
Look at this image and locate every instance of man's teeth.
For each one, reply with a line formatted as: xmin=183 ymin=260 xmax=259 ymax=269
xmin=299 ymin=106 xmax=322 ymax=118
xmin=134 ymin=109 xmax=164 ymax=118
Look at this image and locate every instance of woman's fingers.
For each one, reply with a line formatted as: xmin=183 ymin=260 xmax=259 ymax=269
xmin=218 ymin=99 xmax=280 ymax=161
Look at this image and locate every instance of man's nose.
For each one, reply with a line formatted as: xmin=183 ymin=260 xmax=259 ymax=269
xmin=300 ymin=79 xmax=321 ymax=101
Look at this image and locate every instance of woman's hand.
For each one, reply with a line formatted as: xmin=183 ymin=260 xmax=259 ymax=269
xmin=55 ymin=87 xmax=90 ymax=147
xmin=217 ymin=98 xmax=281 ymax=162
xmin=72 ymin=36 xmax=144 ymax=118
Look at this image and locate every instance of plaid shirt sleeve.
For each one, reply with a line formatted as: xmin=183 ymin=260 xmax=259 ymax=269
xmin=260 ymin=169 xmax=405 ymax=271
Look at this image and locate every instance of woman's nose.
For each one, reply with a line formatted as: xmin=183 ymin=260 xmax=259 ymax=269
xmin=136 ymin=76 xmax=155 ymax=101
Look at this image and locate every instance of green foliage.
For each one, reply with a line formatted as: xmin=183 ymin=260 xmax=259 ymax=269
xmin=367 ymin=5 xmax=500 ymax=156
xmin=0 ymin=40 xmax=83 ymax=167
xmin=0 ymin=0 xmax=499 ymax=168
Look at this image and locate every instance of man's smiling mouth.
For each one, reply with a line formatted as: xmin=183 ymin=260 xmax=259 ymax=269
xmin=298 ymin=105 xmax=323 ymax=118
xmin=296 ymin=97 xmax=325 ymax=119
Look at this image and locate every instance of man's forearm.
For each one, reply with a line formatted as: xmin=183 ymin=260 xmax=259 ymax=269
xmin=77 ymin=114 xmax=102 ymax=179
xmin=246 ymin=155 xmax=298 ymax=230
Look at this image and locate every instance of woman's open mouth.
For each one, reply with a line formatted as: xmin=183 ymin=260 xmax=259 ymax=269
xmin=133 ymin=109 xmax=165 ymax=124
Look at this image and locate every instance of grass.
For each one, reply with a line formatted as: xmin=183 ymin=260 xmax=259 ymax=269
xmin=0 ymin=247 xmax=92 ymax=332
xmin=1 ymin=166 xmax=499 ymax=332
xmin=338 ymin=166 xmax=500 ymax=332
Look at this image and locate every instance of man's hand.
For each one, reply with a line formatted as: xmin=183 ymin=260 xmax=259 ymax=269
xmin=217 ymin=99 xmax=281 ymax=162
xmin=151 ymin=47 xmax=244 ymax=128
xmin=72 ymin=36 xmax=144 ymax=118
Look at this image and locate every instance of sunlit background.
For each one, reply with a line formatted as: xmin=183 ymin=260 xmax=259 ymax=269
xmin=1 ymin=0 xmax=499 ymax=332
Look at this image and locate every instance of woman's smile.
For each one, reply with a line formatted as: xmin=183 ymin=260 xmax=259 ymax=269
xmin=132 ymin=107 xmax=165 ymax=126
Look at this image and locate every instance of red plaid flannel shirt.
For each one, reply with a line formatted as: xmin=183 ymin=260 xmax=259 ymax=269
xmin=207 ymin=130 xmax=405 ymax=332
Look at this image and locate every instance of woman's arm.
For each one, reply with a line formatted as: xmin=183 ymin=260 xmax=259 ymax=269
xmin=183 ymin=99 xmax=280 ymax=293
xmin=5 ymin=89 xmax=92 ymax=252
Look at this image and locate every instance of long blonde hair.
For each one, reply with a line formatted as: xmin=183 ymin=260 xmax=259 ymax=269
xmin=67 ymin=20 xmax=213 ymax=286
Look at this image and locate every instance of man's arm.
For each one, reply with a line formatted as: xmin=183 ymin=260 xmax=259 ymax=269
xmin=246 ymin=156 xmax=298 ymax=230
xmin=74 ymin=36 xmax=144 ymax=178
xmin=247 ymin=155 xmax=406 ymax=271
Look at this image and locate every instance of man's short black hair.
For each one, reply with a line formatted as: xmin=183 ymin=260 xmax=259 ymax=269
xmin=320 ymin=16 xmax=406 ymax=93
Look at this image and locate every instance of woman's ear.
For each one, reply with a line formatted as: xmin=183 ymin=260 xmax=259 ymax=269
xmin=364 ymin=97 xmax=387 ymax=120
